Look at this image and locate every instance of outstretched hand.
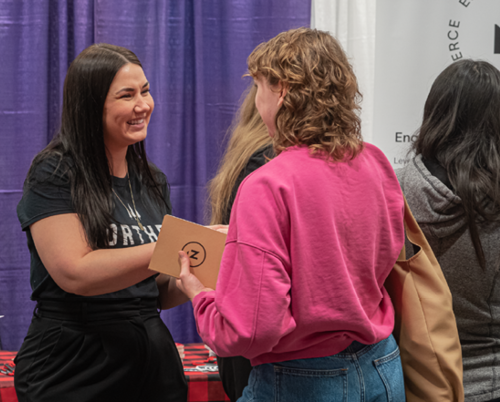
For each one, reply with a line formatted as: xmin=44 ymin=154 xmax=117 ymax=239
xmin=175 ymin=251 xmax=213 ymax=300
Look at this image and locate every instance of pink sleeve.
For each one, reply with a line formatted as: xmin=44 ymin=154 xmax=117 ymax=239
xmin=192 ymin=174 xmax=296 ymax=359
xmin=192 ymin=243 xmax=296 ymax=359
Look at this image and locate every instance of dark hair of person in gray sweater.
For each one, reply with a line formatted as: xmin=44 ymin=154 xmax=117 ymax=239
xmin=396 ymin=59 xmax=500 ymax=402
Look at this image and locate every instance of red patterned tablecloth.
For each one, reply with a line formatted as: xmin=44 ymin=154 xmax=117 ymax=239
xmin=0 ymin=345 xmax=229 ymax=402
xmin=182 ymin=344 xmax=230 ymax=402
xmin=0 ymin=351 xmax=16 ymax=402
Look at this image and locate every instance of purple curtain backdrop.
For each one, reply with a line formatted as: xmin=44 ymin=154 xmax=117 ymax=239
xmin=0 ymin=1 xmax=310 ymax=351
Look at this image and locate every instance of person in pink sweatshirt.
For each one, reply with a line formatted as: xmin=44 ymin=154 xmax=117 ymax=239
xmin=177 ymin=28 xmax=406 ymax=401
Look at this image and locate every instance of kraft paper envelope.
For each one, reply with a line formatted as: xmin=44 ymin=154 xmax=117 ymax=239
xmin=148 ymin=215 xmax=227 ymax=289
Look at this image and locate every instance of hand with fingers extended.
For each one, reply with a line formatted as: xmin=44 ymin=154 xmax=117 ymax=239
xmin=175 ymin=250 xmax=213 ymax=300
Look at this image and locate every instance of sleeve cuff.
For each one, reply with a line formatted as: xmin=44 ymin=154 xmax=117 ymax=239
xmin=192 ymin=289 xmax=215 ymax=306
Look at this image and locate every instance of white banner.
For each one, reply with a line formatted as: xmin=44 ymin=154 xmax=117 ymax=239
xmin=373 ymin=0 xmax=500 ymax=167
xmin=311 ymin=0 xmax=377 ymax=142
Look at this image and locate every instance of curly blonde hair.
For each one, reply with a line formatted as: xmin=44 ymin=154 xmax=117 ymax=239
xmin=247 ymin=28 xmax=363 ymax=161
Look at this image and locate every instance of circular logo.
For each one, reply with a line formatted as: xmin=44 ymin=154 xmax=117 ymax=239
xmin=181 ymin=242 xmax=207 ymax=268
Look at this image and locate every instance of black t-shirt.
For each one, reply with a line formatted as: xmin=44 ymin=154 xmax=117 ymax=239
xmin=17 ymin=156 xmax=172 ymax=300
xmin=222 ymin=144 xmax=274 ymax=225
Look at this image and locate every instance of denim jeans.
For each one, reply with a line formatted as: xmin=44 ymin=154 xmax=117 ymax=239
xmin=237 ymin=335 xmax=405 ymax=402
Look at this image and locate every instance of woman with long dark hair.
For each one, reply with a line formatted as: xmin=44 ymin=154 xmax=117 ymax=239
xmin=177 ymin=28 xmax=406 ymax=401
xmin=15 ymin=43 xmax=188 ymax=402
xmin=397 ymin=59 xmax=500 ymax=402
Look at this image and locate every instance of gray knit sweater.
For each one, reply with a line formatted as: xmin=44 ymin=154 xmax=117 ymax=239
xmin=396 ymin=155 xmax=500 ymax=402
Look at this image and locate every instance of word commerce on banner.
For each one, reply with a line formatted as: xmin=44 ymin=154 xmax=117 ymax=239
xmin=372 ymin=0 xmax=500 ymax=167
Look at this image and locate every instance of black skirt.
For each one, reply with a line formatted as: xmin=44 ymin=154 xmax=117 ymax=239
xmin=14 ymin=298 xmax=187 ymax=402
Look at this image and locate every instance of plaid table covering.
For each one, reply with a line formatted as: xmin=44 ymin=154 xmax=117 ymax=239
xmin=183 ymin=344 xmax=230 ymax=402
xmin=0 ymin=345 xmax=229 ymax=402
xmin=0 ymin=351 xmax=16 ymax=402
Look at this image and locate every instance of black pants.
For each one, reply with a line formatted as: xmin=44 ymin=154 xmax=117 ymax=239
xmin=14 ymin=298 xmax=187 ymax=402
xmin=217 ymin=355 xmax=253 ymax=402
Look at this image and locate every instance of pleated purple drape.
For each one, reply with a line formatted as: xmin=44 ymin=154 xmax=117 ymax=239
xmin=0 ymin=0 xmax=310 ymax=351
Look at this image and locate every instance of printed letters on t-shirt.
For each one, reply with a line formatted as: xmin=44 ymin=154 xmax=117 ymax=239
xmin=107 ymin=223 xmax=162 ymax=247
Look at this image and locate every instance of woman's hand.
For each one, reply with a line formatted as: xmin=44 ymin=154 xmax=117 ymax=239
xmin=156 ymin=274 xmax=190 ymax=310
xmin=206 ymin=225 xmax=229 ymax=235
xmin=175 ymin=251 xmax=213 ymax=299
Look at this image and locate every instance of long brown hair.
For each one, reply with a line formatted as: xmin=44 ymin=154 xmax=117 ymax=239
xmin=247 ymin=28 xmax=363 ymax=161
xmin=208 ymin=84 xmax=272 ymax=224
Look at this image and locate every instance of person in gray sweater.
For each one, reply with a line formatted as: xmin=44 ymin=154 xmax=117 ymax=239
xmin=396 ymin=59 xmax=500 ymax=402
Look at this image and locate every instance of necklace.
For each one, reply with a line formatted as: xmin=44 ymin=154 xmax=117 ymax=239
xmin=112 ymin=173 xmax=145 ymax=231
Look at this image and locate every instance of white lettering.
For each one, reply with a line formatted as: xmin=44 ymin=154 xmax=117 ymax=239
xmin=128 ymin=204 xmax=141 ymax=220
xmin=143 ymin=225 xmax=158 ymax=243
xmin=108 ymin=223 xmax=118 ymax=247
xmin=119 ymin=201 xmax=142 ymax=221
xmin=131 ymin=225 xmax=145 ymax=244
xmin=121 ymin=224 xmax=135 ymax=246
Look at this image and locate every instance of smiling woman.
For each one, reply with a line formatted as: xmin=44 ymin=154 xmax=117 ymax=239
xmin=103 ymin=63 xmax=155 ymax=169
xmin=15 ymin=44 xmax=188 ymax=402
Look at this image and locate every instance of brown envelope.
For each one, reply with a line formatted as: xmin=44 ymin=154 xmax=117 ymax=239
xmin=148 ymin=215 xmax=227 ymax=289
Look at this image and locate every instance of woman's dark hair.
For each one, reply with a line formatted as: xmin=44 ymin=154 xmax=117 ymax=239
xmin=413 ymin=59 xmax=500 ymax=268
xmin=27 ymin=43 xmax=168 ymax=249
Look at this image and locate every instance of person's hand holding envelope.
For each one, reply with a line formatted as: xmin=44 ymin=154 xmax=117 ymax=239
xmin=148 ymin=216 xmax=227 ymax=292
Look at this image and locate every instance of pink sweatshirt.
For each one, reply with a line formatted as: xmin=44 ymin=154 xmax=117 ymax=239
xmin=193 ymin=143 xmax=404 ymax=366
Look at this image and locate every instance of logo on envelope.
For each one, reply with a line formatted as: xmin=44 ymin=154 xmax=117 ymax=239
xmin=182 ymin=242 xmax=207 ymax=268
xmin=148 ymin=215 xmax=226 ymax=289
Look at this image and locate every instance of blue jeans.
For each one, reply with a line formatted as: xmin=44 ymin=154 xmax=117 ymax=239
xmin=237 ymin=335 xmax=405 ymax=402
